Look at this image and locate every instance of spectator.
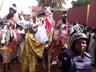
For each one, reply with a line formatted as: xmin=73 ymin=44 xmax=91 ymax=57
xmin=89 ymin=28 xmax=96 ymax=65
xmin=58 ymin=33 xmax=92 ymax=72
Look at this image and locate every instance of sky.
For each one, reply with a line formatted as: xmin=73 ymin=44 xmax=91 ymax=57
xmin=0 ymin=0 xmax=78 ymax=17
xmin=62 ymin=0 xmax=78 ymax=9
xmin=0 ymin=0 xmax=38 ymax=17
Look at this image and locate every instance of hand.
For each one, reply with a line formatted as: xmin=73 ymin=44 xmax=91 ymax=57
xmin=36 ymin=41 xmax=44 ymax=44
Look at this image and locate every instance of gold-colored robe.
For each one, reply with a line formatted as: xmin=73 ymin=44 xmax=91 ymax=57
xmin=22 ymin=32 xmax=44 ymax=72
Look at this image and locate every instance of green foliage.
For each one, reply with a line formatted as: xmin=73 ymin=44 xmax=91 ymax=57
xmin=37 ymin=0 xmax=65 ymax=8
xmin=72 ymin=0 xmax=90 ymax=7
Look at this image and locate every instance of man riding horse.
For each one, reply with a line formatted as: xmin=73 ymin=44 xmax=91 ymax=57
xmin=0 ymin=3 xmax=17 ymax=72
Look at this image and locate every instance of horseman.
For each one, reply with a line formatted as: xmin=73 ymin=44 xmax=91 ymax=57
xmin=0 ymin=3 xmax=17 ymax=44
xmin=35 ymin=12 xmax=48 ymax=43
xmin=57 ymin=11 xmax=69 ymax=49
xmin=44 ymin=7 xmax=55 ymax=42
xmin=46 ymin=11 xmax=70 ymax=72
xmin=0 ymin=4 xmax=17 ymax=72
xmin=0 ymin=3 xmax=17 ymax=26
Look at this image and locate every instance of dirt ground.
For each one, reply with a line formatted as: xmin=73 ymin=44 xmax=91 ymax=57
xmin=92 ymin=67 xmax=96 ymax=72
xmin=0 ymin=62 xmax=96 ymax=72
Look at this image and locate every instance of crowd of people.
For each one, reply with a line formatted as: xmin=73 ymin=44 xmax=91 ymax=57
xmin=0 ymin=3 xmax=96 ymax=72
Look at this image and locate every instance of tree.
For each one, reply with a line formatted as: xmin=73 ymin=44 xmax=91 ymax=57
xmin=72 ymin=0 xmax=90 ymax=7
xmin=37 ymin=0 xmax=65 ymax=8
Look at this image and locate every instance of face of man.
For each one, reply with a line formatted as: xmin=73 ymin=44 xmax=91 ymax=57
xmin=74 ymin=39 xmax=87 ymax=54
xmin=28 ymin=26 xmax=38 ymax=34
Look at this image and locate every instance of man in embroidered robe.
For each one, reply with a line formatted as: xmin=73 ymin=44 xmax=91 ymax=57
xmin=22 ymin=24 xmax=45 ymax=72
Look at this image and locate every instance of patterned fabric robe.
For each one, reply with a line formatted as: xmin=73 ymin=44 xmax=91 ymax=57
xmin=22 ymin=32 xmax=44 ymax=72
